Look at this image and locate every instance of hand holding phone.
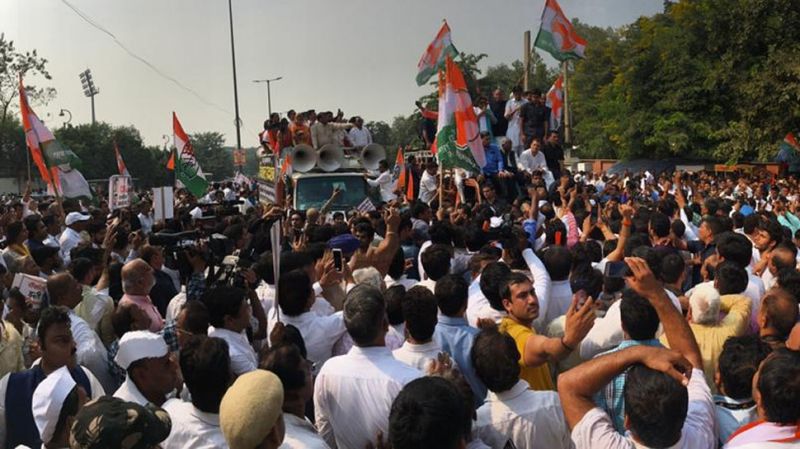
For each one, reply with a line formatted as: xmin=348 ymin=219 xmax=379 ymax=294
xmin=604 ymin=261 xmax=631 ymax=278
xmin=332 ymin=248 xmax=344 ymax=272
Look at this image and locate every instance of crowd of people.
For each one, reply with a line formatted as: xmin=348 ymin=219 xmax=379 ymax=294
xmin=259 ymin=109 xmax=373 ymax=153
xmin=1 ymin=103 xmax=800 ymax=449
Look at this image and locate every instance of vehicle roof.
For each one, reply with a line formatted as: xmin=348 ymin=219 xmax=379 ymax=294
xmin=291 ymin=171 xmax=365 ymax=179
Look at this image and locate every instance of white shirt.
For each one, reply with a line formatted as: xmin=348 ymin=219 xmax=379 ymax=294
xmin=580 ymin=289 xmax=682 ymax=360
xmin=208 ymin=327 xmax=257 ymax=376
xmin=419 ymin=170 xmax=438 ymax=205
xmin=0 ymin=365 xmax=105 ymax=448
xmin=384 ymin=275 xmax=418 ymax=291
xmin=281 ymin=413 xmax=331 ymax=449
xmin=542 ymin=279 xmax=573 ymax=327
xmin=162 ymin=399 xmax=227 ymax=449
xmin=58 ymin=227 xmax=83 ymax=264
xmin=43 ymin=233 xmax=60 ymax=248
xmin=714 ymin=396 xmax=757 ymax=445
xmin=138 ymin=212 xmax=154 ymax=235
xmin=418 ymin=278 xmax=437 ymax=293
xmin=466 ymin=275 xmax=507 ymax=327
xmin=517 ymin=149 xmax=548 ymax=173
xmin=267 ymin=310 xmax=347 ymax=374
xmin=474 ymin=380 xmax=572 ymax=449
xmin=69 ymin=311 xmax=115 ymax=393
xmin=348 ymin=127 xmax=372 ymax=147
xmin=314 ymin=346 xmax=422 ymax=449
xmin=570 ymin=368 xmax=716 ymax=449
xmin=366 ymin=171 xmax=396 ymax=203
xmin=392 ymin=340 xmax=441 ymax=371
xmin=114 ymin=375 xmax=151 ymax=406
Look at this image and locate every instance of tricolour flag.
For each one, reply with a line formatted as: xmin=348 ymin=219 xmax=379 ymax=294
xmin=357 ymin=197 xmax=376 ymax=213
xmin=114 ymin=141 xmax=130 ymax=176
xmin=19 ymin=77 xmax=52 ymax=187
xmin=546 ymin=75 xmax=564 ymax=131
xmin=20 ymin=76 xmax=91 ymax=198
xmin=173 ymin=112 xmax=209 ymax=198
xmin=776 ymin=132 xmax=800 ymax=172
xmin=416 ymin=21 xmax=458 ymax=86
xmin=435 ymin=56 xmax=485 ymax=173
xmin=534 ymin=0 xmax=587 ymax=61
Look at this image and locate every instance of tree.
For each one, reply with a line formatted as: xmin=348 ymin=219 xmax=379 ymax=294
xmin=366 ymin=120 xmax=391 ymax=146
xmin=0 ymin=34 xmax=56 ymax=128
xmin=191 ymin=132 xmax=232 ymax=180
xmin=56 ymin=123 xmax=169 ymax=188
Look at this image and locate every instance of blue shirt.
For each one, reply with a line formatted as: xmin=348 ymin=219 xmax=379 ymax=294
xmin=594 ymin=338 xmax=663 ymax=432
xmin=433 ymin=315 xmax=487 ymax=406
xmin=482 ymin=144 xmax=504 ymax=176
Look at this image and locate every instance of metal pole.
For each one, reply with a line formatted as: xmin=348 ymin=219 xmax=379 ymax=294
xmin=523 ymin=31 xmax=531 ymax=91
xmin=227 ymin=0 xmax=242 ymax=150
xmin=267 ymin=80 xmax=272 ymax=116
xmin=562 ymin=60 xmax=571 ymax=145
xmin=90 ymin=95 xmax=96 ymax=125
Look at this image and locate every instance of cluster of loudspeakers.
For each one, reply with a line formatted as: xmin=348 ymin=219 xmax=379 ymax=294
xmin=291 ymin=143 xmax=386 ymax=173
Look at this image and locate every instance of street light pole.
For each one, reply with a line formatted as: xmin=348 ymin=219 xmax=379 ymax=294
xmin=59 ymin=109 xmax=73 ymax=128
xmin=227 ymin=0 xmax=242 ymax=150
xmin=253 ymin=77 xmax=282 ymax=116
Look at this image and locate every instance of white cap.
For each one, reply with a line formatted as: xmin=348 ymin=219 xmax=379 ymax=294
xmin=32 ymin=366 xmax=77 ymax=444
xmin=114 ymin=330 xmax=169 ymax=370
xmin=65 ymin=212 xmax=90 ymax=226
xmin=489 ymin=217 xmax=504 ymax=228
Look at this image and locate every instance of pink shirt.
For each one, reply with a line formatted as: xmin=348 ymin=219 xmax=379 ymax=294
xmin=119 ymin=294 xmax=164 ymax=332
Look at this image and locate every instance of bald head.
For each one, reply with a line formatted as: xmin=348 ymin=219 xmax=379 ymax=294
xmin=46 ymin=273 xmax=82 ymax=309
xmin=306 ymin=208 xmax=320 ymax=226
xmin=122 ymin=259 xmax=156 ymax=296
xmin=769 ymin=246 xmax=796 ymax=276
xmin=760 ymin=288 xmax=800 ymax=340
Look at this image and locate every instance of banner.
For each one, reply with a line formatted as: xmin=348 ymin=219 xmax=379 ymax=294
xmin=108 ymin=175 xmax=132 ymax=210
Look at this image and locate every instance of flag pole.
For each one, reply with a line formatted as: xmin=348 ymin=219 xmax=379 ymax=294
xmin=562 ymin=60 xmax=572 ymax=145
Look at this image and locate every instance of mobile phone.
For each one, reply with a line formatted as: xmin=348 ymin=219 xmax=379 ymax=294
xmin=332 ymin=248 xmax=344 ymax=272
xmin=604 ymin=261 xmax=631 ymax=279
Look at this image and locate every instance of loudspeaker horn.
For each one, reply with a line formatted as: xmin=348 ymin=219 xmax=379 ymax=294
xmin=291 ymin=144 xmax=317 ymax=173
xmin=360 ymin=143 xmax=386 ymax=171
xmin=317 ymin=144 xmax=344 ymax=172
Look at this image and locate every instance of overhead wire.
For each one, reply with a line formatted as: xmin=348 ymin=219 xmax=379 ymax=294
xmin=58 ymin=0 xmax=258 ymax=142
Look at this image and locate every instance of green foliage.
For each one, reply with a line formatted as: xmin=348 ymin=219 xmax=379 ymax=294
xmin=55 ymin=123 xmax=169 ymax=188
xmin=366 ymin=120 xmax=391 ymax=146
xmin=0 ymin=33 xmax=56 ymax=127
xmin=570 ymin=0 xmax=800 ymax=162
xmin=190 ymin=132 xmax=232 ymax=180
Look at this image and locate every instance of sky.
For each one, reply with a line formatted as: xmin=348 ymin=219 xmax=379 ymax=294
xmin=2 ymin=0 xmax=663 ymax=149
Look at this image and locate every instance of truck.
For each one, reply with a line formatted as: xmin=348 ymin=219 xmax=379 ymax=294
xmin=256 ymin=143 xmax=385 ymax=213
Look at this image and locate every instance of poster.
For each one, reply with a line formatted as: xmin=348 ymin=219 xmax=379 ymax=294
xmin=12 ymin=273 xmax=48 ymax=309
xmin=108 ymin=175 xmax=132 ymax=210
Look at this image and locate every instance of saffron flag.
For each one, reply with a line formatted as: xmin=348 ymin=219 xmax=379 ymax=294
xmin=114 ymin=141 xmax=130 ymax=176
xmin=20 ymin=77 xmax=92 ymax=198
xmin=435 ymin=56 xmax=485 ymax=173
xmin=393 ymin=147 xmax=406 ymax=190
xmin=166 ymin=148 xmax=175 ymax=171
xmin=173 ymin=112 xmax=209 ymax=198
xmin=546 ymin=75 xmax=564 ymax=131
xmin=416 ymin=21 xmax=458 ymax=86
xmin=534 ymin=0 xmax=587 ymax=61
